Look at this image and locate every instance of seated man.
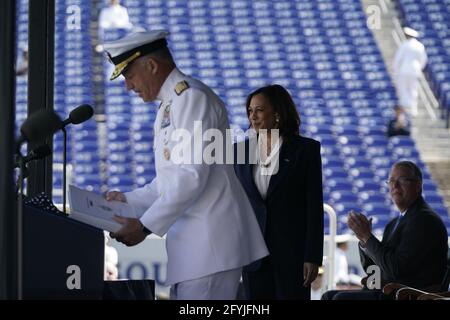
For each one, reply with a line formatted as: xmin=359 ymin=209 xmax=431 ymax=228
xmin=322 ymin=160 xmax=448 ymax=300
xmin=387 ymin=105 xmax=410 ymax=137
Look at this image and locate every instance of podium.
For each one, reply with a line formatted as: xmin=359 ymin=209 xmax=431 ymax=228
xmin=22 ymin=204 xmax=155 ymax=300
xmin=23 ymin=204 xmax=104 ymax=299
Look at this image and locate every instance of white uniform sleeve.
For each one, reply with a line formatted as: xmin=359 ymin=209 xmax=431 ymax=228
xmin=124 ymin=178 xmax=159 ymax=218
xmin=392 ymin=43 xmax=405 ymax=75
xmin=140 ymin=89 xmax=219 ymax=236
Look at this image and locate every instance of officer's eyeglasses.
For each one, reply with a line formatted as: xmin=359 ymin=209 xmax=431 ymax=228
xmin=385 ymin=177 xmax=417 ymax=187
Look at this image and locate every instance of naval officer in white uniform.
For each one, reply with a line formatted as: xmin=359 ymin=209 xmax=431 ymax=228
xmin=103 ymin=30 xmax=269 ymax=300
xmin=392 ymin=27 xmax=428 ymax=117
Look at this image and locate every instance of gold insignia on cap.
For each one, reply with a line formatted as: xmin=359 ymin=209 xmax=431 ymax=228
xmin=163 ymin=148 xmax=171 ymax=161
xmin=175 ymin=81 xmax=190 ymax=96
xmin=110 ymin=51 xmax=142 ymax=80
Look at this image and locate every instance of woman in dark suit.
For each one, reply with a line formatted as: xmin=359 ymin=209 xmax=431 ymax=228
xmin=234 ymin=84 xmax=324 ymax=300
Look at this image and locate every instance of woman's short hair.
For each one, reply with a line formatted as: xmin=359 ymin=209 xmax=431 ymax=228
xmin=245 ymin=84 xmax=301 ymax=140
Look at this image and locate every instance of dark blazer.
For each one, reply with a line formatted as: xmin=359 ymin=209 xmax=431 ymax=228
xmin=360 ymin=196 xmax=448 ymax=290
xmin=234 ymin=136 xmax=324 ymax=281
xmin=387 ymin=119 xmax=410 ymax=137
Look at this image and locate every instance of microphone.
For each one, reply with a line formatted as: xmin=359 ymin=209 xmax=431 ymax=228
xmin=14 ymin=145 xmax=52 ymax=191
xmin=15 ymin=110 xmax=61 ymax=204
xmin=16 ymin=109 xmax=63 ymax=151
xmin=14 ymin=144 xmax=52 ymax=168
xmin=24 ymin=144 xmax=52 ymax=163
xmin=61 ymin=104 xmax=94 ymax=214
xmin=62 ymin=104 xmax=94 ymax=127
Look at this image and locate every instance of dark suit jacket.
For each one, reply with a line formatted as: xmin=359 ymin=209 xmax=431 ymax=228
xmin=387 ymin=119 xmax=410 ymax=137
xmin=360 ymin=196 xmax=448 ymax=290
xmin=233 ymin=136 xmax=324 ymax=278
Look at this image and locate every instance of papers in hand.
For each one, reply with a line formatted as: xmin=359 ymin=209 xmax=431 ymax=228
xmin=68 ymin=185 xmax=137 ymax=232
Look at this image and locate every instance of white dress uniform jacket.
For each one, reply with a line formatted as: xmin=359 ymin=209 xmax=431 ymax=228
xmin=334 ymin=247 xmax=349 ymax=284
xmin=393 ymin=38 xmax=428 ymax=115
xmin=125 ymin=68 xmax=269 ymax=286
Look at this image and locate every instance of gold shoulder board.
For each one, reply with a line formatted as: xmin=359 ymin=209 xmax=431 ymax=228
xmin=175 ymin=81 xmax=190 ymax=96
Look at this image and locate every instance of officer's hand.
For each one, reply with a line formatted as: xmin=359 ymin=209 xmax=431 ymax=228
xmin=105 ymin=191 xmax=127 ymax=203
xmin=303 ymin=262 xmax=319 ymax=287
xmin=110 ymin=216 xmax=147 ymax=246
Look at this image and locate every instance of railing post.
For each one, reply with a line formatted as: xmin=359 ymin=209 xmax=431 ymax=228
xmin=324 ymin=204 xmax=337 ymax=291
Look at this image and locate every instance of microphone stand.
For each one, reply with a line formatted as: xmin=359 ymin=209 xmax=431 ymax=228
xmin=15 ymin=162 xmax=29 ymax=195
xmin=16 ymin=151 xmax=25 ymax=300
xmin=62 ymin=127 xmax=67 ymax=215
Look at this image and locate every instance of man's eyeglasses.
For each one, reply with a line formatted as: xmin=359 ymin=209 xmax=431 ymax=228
xmin=385 ymin=177 xmax=417 ymax=187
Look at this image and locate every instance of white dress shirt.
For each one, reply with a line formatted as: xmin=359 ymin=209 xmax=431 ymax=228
xmin=253 ymin=136 xmax=283 ymax=200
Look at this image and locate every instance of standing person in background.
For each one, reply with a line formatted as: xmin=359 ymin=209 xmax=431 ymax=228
xmin=234 ymin=84 xmax=324 ymax=300
xmin=98 ymin=0 xmax=133 ymax=30
xmin=16 ymin=46 xmax=28 ymax=76
xmin=334 ymin=235 xmax=351 ymax=286
xmin=97 ymin=0 xmax=133 ymax=78
xmin=393 ymin=27 xmax=428 ymax=117
xmin=310 ymin=267 xmax=325 ymax=300
xmin=104 ymin=233 xmax=119 ymax=280
xmin=334 ymin=235 xmax=362 ymax=288
xmin=102 ymin=30 xmax=268 ymax=300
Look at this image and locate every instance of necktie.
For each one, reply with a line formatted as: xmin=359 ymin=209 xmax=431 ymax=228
xmin=389 ymin=215 xmax=403 ymax=238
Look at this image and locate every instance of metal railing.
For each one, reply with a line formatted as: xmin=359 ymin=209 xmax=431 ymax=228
xmin=324 ymin=203 xmax=337 ymax=291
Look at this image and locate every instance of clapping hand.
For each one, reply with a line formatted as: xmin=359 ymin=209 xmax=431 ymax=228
xmin=347 ymin=210 xmax=373 ymax=244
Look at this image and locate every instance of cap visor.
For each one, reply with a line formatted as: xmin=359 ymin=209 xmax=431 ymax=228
xmin=110 ymin=64 xmax=125 ymax=80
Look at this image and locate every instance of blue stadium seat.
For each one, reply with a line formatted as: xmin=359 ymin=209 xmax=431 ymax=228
xmin=343 ymin=157 xmax=372 ymax=169
xmin=328 ymin=190 xmax=358 ymax=204
xmin=362 ymin=203 xmax=392 ymax=217
xmin=358 ymin=191 xmax=389 ymax=204
xmin=324 ymin=178 xmax=353 ymax=192
xmin=107 ymin=163 xmax=134 ymax=175
xmin=322 ymin=155 xmax=344 ymax=168
xmin=353 ymin=178 xmax=383 ymax=193
xmin=24 ymin=0 xmax=443 ymax=213
xmin=323 ymin=167 xmax=348 ymax=180
xmin=73 ymin=174 xmax=102 ymax=192
xmin=340 ymin=145 xmax=366 ymax=157
xmin=366 ymin=146 xmax=390 ymax=158
xmin=348 ymin=168 xmax=375 ymax=180
xmin=333 ymin=202 xmax=361 ymax=216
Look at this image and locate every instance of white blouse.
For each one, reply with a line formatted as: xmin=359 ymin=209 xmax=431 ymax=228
xmin=253 ymin=136 xmax=283 ymax=200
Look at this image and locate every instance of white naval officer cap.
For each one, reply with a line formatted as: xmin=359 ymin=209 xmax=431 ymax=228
xmin=103 ymin=29 xmax=170 ymax=80
xmin=403 ymin=27 xmax=420 ymax=38
xmin=335 ymin=234 xmax=352 ymax=244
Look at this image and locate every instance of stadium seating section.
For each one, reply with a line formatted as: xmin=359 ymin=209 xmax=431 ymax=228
xmin=15 ymin=0 xmax=449 ymax=235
